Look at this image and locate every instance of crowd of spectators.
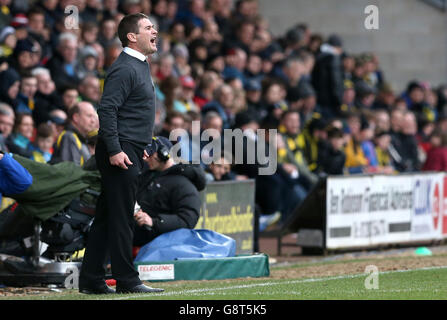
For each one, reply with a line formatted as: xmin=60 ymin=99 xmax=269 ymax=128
xmin=1 ymin=0 xmax=447 ymax=225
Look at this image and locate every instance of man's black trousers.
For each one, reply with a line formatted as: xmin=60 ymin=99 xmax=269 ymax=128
xmin=80 ymin=138 xmax=143 ymax=288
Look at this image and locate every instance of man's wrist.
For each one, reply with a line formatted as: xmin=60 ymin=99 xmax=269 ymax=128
xmin=109 ymin=150 xmax=122 ymax=157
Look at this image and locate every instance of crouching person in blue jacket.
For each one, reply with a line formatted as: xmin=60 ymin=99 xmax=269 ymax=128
xmin=133 ymin=136 xmax=207 ymax=246
xmin=0 ymin=152 xmax=33 ymax=209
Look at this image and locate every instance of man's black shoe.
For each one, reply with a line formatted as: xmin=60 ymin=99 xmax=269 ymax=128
xmin=79 ymin=283 xmax=116 ymax=295
xmin=116 ymin=284 xmax=164 ymax=294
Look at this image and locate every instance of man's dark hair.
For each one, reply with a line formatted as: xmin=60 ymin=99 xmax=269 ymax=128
xmin=27 ymin=6 xmax=45 ymax=18
xmin=67 ymin=104 xmax=81 ymax=121
xmin=20 ymin=71 xmax=35 ymax=81
xmin=13 ymin=113 xmax=33 ymax=133
xmin=36 ymin=123 xmax=54 ymax=139
xmin=280 ymin=109 xmax=300 ymax=122
xmin=166 ymin=111 xmax=185 ymax=124
xmin=118 ymin=13 xmax=149 ymax=47
xmin=61 ymin=85 xmax=78 ymax=94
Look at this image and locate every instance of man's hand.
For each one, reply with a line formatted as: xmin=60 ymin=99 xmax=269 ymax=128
xmin=0 ymin=153 xmax=3 ymax=161
xmin=142 ymin=149 xmax=150 ymax=162
xmin=134 ymin=210 xmax=153 ymax=227
xmin=109 ymin=151 xmax=133 ymax=169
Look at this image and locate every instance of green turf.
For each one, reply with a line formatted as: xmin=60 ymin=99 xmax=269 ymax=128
xmin=3 ymin=265 xmax=447 ymax=300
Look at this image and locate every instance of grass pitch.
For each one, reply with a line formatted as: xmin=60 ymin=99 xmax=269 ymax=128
xmin=2 ymin=254 xmax=447 ymax=300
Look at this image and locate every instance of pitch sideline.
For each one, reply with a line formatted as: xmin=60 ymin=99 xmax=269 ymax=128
xmin=101 ymin=265 xmax=447 ymax=300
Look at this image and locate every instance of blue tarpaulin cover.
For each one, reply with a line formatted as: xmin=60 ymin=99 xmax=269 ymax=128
xmin=134 ymin=228 xmax=236 ymax=262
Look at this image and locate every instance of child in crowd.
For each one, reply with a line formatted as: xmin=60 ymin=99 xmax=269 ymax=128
xmin=29 ymin=122 xmax=54 ymax=163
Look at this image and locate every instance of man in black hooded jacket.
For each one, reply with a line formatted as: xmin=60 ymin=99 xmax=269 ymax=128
xmin=133 ymin=136 xmax=207 ymax=246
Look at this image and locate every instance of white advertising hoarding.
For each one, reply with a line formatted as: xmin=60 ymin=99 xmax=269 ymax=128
xmin=326 ymin=173 xmax=446 ymax=249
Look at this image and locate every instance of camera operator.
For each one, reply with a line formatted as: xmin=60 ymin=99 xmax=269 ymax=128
xmin=133 ymin=136 xmax=207 ymax=246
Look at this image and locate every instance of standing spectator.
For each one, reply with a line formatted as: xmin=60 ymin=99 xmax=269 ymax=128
xmin=244 ymin=54 xmax=263 ymax=84
xmin=0 ymin=26 xmax=16 ymax=58
xmin=27 ymin=6 xmax=51 ymax=61
xmin=81 ymin=22 xmax=100 ymax=46
xmin=90 ymin=42 xmax=107 ymax=92
xmin=298 ymin=83 xmax=319 ymax=127
xmin=222 ymin=47 xmax=246 ymax=84
xmin=5 ymin=113 xmax=34 ymax=158
xmin=423 ymin=131 xmax=447 ymax=172
xmin=401 ymin=81 xmax=425 ymax=110
xmin=82 ymin=0 xmax=103 ymax=23
xmin=178 ymin=75 xmax=199 ymax=112
xmin=360 ymin=119 xmax=379 ymax=170
xmin=205 ymin=151 xmax=236 ymax=182
xmin=10 ymin=13 xmax=29 ymax=41
xmin=300 ymin=115 xmax=327 ymax=172
xmin=339 ymin=79 xmax=356 ymax=116
xmin=344 ymin=112 xmax=369 ymax=174
xmin=229 ymin=20 xmax=256 ymax=55
xmin=155 ymin=52 xmax=175 ymax=82
xmin=282 ymin=26 xmax=305 ymax=57
xmin=0 ymin=67 xmax=20 ymax=109
xmin=318 ymin=126 xmax=346 ymax=175
xmin=276 ymin=55 xmax=305 ymax=91
xmin=374 ymin=108 xmax=391 ymax=132
xmin=308 ymin=33 xmax=323 ymax=56
xmin=390 ymin=111 xmax=421 ymax=172
xmin=37 ymin=0 xmax=58 ymax=30
xmin=10 ymin=38 xmax=39 ymax=74
xmin=47 ymin=32 xmax=81 ymax=91
xmin=373 ymin=83 xmax=395 ymax=111
xmin=244 ymin=79 xmax=265 ymax=121
xmin=52 ymin=101 xmax=97 ymax=166
xmin=15 ymin=73 xmax=38 ymax=115
xmin=202 ymin=83 xmax=235 ymax=129
xmin=159 ymin=75 xmax=183 ymax=113
xmin=278 ymin=110 xmax=319 ymax=189
xmin=193 ymin=70 xmax=221 ymax=108
xmin=159 ymin=110 xmax=185 ymax=139
xmin=152 ymin=0 xmax=171 ymax=33
xmin=390 ymin=108 xmax=404 ymax=135
xmin=31 ymin=67 xmax=61 ymax=125
xmin=341 ymin=53 xmax=355 ymax=81
xmin=48 ymin=108 xmax=67 ymax=143
xmin=60 ymin=85 xmax=80 ymax=112
xmin=169 ymin=21 xmax=187 ymax=48
xmin=75 ymin=45 xmax=100 ymax=80
xmin=78 ymin=75 xmax=101 ymax=109
xmin=354 ymin=81 xmax=376 ymax=111
xmin=373 ymin=129 xmax=395 ymax=173
xmin=176 ymin=0 xmax=208 ymax=28
xmin=98 ymin=18 xmax=119 ymax=50
xmin=172 ymin=43 xmax=191 ymax=76
xmin=312 ymin=34 xmax=344 ymax=118
xmin=261 ymin=80 xmax=288 ymax=123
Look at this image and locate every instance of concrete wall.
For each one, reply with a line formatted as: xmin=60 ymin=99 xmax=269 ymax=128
xmin=258 ymin=0 xmax=447 ymax=93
